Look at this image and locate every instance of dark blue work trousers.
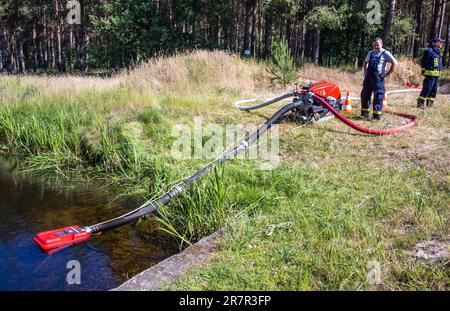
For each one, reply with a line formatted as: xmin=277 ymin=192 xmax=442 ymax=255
xmin=361 ymin=73 xmax=385 ymax=116
xmin=419 ymin=76 xmax=439 ymax=103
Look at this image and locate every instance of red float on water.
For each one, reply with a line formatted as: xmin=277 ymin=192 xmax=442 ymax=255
xmin=34 ymin=226 xmax=91 ymax=251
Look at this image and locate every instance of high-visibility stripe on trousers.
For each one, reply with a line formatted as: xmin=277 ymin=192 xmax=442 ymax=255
xmin=419 ymin=76 xmax=439 ymax=103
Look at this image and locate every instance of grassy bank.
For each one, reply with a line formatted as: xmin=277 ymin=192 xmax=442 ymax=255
xmin=0 ymin=51 xmax=448 ymax=290
xmin=0 ymin=50 xmax=268 ymax=243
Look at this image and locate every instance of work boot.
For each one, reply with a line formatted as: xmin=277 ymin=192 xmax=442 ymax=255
xmin=360 ymin=111 xmax=370 ymax=119
xmin=417 ymin=99 xmax=425 ymax=110
xmin=426 ymin=100 xmax=434 ymax=107
xmin=372 ymin=114 xmax=382 ymax=121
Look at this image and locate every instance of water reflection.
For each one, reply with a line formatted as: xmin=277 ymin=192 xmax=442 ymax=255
xmin=0 ymin=159 xmax=178 ymax=290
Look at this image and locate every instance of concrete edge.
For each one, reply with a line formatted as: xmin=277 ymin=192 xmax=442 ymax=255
xmin=112 ymin=230 xmax=223 ymax=291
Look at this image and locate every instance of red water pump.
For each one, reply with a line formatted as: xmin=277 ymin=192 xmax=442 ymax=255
xmin=290 ymin=81 xmax=342 ymax=123
xmin=307 ymin=81 xmax=342 ymax=100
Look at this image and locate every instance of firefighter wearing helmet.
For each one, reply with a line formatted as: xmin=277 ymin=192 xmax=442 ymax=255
xmin=361 ymin=37 xmax=398 ymax=121
xmin=417 ymin=38 xmax=444 ymax=109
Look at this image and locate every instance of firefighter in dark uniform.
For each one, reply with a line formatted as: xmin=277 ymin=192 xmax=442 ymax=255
xmin=361 ymin=38 xmax=398 ymax=120
xmin=418 ymin=38 xmax=444 ymax=109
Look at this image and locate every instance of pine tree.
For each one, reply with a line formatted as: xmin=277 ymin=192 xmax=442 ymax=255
xmin=267 ymin=38 xmax=297 ymax=87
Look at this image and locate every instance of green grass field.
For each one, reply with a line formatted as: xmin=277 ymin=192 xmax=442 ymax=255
xmin=0 ymin=52 xmax=448 ymax=290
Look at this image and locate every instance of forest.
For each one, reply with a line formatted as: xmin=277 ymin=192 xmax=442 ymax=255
xmin=0 ymin=0 xmax=449 ymax=74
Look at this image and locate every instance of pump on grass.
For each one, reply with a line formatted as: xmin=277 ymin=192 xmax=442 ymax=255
xmin=292 ymin=81 xmax=342 ymax=123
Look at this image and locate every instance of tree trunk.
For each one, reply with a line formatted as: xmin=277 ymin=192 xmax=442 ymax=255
xmin=32 ymin=23 xmax=38 ymax=72
xmin=264 ymin=17 xmax=272 ymax=58
xmin=444 ymin=16 xmax=450 ymax=67
xmin=312 ymin=29 xmax=320 ymax=65
xmin=67 ymin=27 xmax=74 ymax=71
xmin=430 ymin=0 xmax=443 ymax=40
xmin=250 ymin=1 xmax=257 ymax=56
xmin=55 ymin=0 xmax=64 ymax=72
xmin=438 ymin=2 xmax=446 ymax=38
xmin=286 ymin=21 xmax=292 ymax=49
xmin=51 ymin=30 xmax=56 ymax=69
xmin=76 ymin=0 xmax=87 ymax=71
xmin=382 ymin=0 xmax=397 ymax=46
xmin=115 ymin=48 xmax=121 ymax=73
xmin=57 ymin=0 xmax=67 ymax=73
xmin=15 ymin=33 xmax=25 ymax=74
xmin=5 ymin=31 xmax=13 ymax=74
xmin=257 ymin=4 xmax=263 ymax=56
xmin=242 ymin=1 xmax=253 ymax=56
xmin=234 ymin=2 xmax=240 ymax=52
xmin=0 ymin=38 xmax=3 ymax=73
xmin=0 ymin=34 xmax=4 ymax=73
xmin=9 ymin=52 xmax=15 ymax=74
xmin=413 ymin=0 xmax=422 ymax=58
xmin=43 ymin=18 xmax=49 ymax=70
xmin=300 ymin=20 xmax=306 ymax=64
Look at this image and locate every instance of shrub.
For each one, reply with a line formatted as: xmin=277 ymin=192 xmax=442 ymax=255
xmin=267 ymin=39 xmax=298 ymax=87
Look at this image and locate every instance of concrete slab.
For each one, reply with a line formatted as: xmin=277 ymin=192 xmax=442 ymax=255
xmin=113 ymin=231 xmax=222 ymax=291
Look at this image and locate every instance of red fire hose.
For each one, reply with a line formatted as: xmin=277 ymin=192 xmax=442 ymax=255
xmin=236 ymin=88 xmax=420 ymax=136
xmin=311 ymin=94 xmax=418 ymax=136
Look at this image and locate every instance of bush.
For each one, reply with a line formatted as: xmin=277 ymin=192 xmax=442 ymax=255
xmin=267 ymin=39 xmax=298 ymax=87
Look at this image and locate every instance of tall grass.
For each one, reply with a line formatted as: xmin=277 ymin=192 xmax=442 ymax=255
xmin=0 ymin=99 xmax=90 ymax=157
xmin=0 ymin=87 xmax=167 ymax=184
xmin=0 ymin=74 xmax=120 ymax=101
xmin=156 ymin=164 xmax=228 ymax=248
xmin=124 ymin=50 xmax=267 ymax=96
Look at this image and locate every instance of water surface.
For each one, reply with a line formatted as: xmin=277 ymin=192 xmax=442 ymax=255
xmin=0 ymin=160 xmax=178 ymax=290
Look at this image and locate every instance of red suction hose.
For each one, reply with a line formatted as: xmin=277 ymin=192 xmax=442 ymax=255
xmin=311 ymin=93 xmax=418 ymax=136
